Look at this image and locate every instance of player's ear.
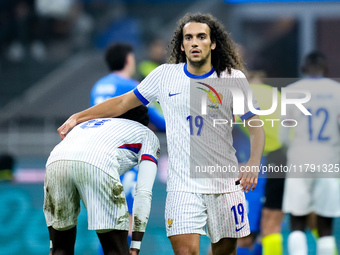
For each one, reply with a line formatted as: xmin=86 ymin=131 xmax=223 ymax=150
xmin=211 ymin=41 xmax=216 ymax=50
xmin=181 ymin=43 xmax=184 ymax=52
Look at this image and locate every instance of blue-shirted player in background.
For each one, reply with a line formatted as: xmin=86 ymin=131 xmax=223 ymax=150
xmin=90 ymin=42 xmax=165 ymax=253
xmin=90 ymin=42 xmax=165 ymax=131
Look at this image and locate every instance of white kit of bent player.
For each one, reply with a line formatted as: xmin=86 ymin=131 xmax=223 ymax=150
xmin=283 ymin=78 xmax=340 ymax=217
xmin=44 ymin=118 xmax=160 ymax=232
xmin=47 ymin=118 xmax=159 ymax=178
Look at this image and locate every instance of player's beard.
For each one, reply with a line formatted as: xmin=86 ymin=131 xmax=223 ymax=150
xmin=187 ymin=52 xmax=211 ymax=69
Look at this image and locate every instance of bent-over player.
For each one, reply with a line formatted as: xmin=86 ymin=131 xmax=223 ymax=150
xmin=43 ymin=106 xmax=160 ymax=255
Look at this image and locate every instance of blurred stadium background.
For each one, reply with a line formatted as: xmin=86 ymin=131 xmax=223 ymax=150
xmin=0 ymin=0 xmax=339 ymax=254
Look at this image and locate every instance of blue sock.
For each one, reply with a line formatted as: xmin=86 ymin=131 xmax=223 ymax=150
xmin=237 ymin=247 xmax=252 ymax=255
xmin=252 ymin=243 xmax=262 ymax=255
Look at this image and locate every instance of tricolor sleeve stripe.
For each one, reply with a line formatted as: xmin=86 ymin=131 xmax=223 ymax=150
xmin=133 ymin=88 xmax=149 ymax=105
xmin=118 ymin=143 xmax=142 ymax=149
xmin=141 ymin=154 xmax=158 ymax=165
xmin=118 ymin=143 xmax=142 ymax=154
xmin=240 ymin=108 xmax=260 ymax=121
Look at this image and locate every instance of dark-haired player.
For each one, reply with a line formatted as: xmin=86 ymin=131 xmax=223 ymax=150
xmin=44 ymin=106 xmax=160 ymax=255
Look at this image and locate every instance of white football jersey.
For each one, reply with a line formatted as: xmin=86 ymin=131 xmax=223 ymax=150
xmin=134 ymin=63 xmax=258 ymax=193
xmin=46 ymin=118 xmax=160 ymax=180
xmin=285 ymin=78 xmax=340 ymax=166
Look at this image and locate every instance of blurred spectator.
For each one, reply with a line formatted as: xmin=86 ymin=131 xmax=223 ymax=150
xmin=35 ymin=0 xmax=72 ymax=18
xmin=135 ymin=38 xmax=166 ymax=127
xmin=136 ymin=38 xmax=166 ymax=81
xmin=5 ymin=0 xmax=36 ymax=62
xmin=69 ymin=0 xmax=94 ymax=51
xmin=0 ymin=154 xmax=15 ymax=182
xmin=2 ymin=0 xmax=94 ymax=63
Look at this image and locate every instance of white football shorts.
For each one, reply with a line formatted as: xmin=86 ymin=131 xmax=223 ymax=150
xmin=283 ymin=178 xmax=340 ymax=217
xmin=165 ymin=190 xmax=250 ymax=243
xmin=43 ymin=160 xmax=129 ymax=231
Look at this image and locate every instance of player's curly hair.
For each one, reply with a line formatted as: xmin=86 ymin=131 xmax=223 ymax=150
xmin=168 ymin=13 xmax=244 ymax=77
xmin=117 ymin=105 xmax=149 ymax=126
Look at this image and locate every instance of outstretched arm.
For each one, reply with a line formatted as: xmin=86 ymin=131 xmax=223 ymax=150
xmin=130 ymin=160 xmax=157 ymax=255
xmin=237 ymin=115 xmax=265 ymax=192
xmin=58 ymin=91 xmax=142 ymax=139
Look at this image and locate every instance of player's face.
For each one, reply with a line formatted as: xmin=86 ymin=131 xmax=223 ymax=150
xmin=181 ymin=22 xmax=216 ymax=68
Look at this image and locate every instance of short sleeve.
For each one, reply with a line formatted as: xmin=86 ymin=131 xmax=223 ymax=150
xmin=234 ymin=71 xmax=260 ymax=121
xmin=133 ymin=65 xmax=164 ymax=106
xmin=139 ymin=130 xmax=160 ymax=165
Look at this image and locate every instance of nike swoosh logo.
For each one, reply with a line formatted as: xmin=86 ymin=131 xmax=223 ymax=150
xmin=169 ymin=92 xmax=181 ymax=97
xmin=235 ymin=225 xmax=246 ymax=232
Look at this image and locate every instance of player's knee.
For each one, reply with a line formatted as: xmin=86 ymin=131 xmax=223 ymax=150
xmin=173 ymin=246 xmax=199 ymax=255
xmin=212 ymin=238 xmax=237 ymax=255
xmin=53 ymin=225 xmax=76 ymax=231
xmin=237 ymin=236 xmax=254 ymax=248
xmin=261 ymin=215 xmax=282 ymax=236
xmin=169 ymin=234 xmax=200 ymax=255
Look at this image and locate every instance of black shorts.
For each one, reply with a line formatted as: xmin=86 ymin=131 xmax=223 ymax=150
xmin=264 ymin=178 xmax=285 ymax=209
xmin=263 ymin=148 xmax=287 ymax=210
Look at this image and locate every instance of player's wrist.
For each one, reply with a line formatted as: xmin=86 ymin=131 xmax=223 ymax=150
xmin=74 ymin=112 xmax=88 ymax=125
xmin=247 ymin=158 xmax=261 ymax=166
xmin=130 ymin=240 xmax=141 ymax=250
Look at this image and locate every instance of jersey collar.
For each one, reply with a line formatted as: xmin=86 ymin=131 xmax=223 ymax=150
xmin=184 ymin=63 xmax=215 ymax=79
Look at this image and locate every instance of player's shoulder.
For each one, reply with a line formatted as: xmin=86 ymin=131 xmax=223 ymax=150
xmin=285 ymin=78 xmax=309 ymax=89
xmin=92 ymin=74 xmax=118 ymax=92
xmin=219 ymin=68 xmax=246 ymax=78
xmin=160 ymin=62 xmax=185 ymax=71
xmin=144 ymin=128 xmax=160 ymax=145
xmin=287 ymin=77 xmax=340 ymax=90
xmin=111 ymin=117 xmax=145 ymax=127
xmin=94 ymin=73 xmax=116 ymax=84
xmin=321 ymin=79 xmax=340 ymax=99
xmin=144 ymin=63 xmax=184 ymax=80
xmin=322 ymin=78 xmax=340 ymax=89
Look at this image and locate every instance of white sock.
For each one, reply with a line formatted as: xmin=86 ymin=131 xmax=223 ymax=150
xmin=288 ymin=231 xmax=307 ymax=255
xmin=317 ymin=236 xmax=336 ymax=255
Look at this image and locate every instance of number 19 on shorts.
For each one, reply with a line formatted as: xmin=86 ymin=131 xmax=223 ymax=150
xmin=231 ymin=203 xmax=246 ymax=232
